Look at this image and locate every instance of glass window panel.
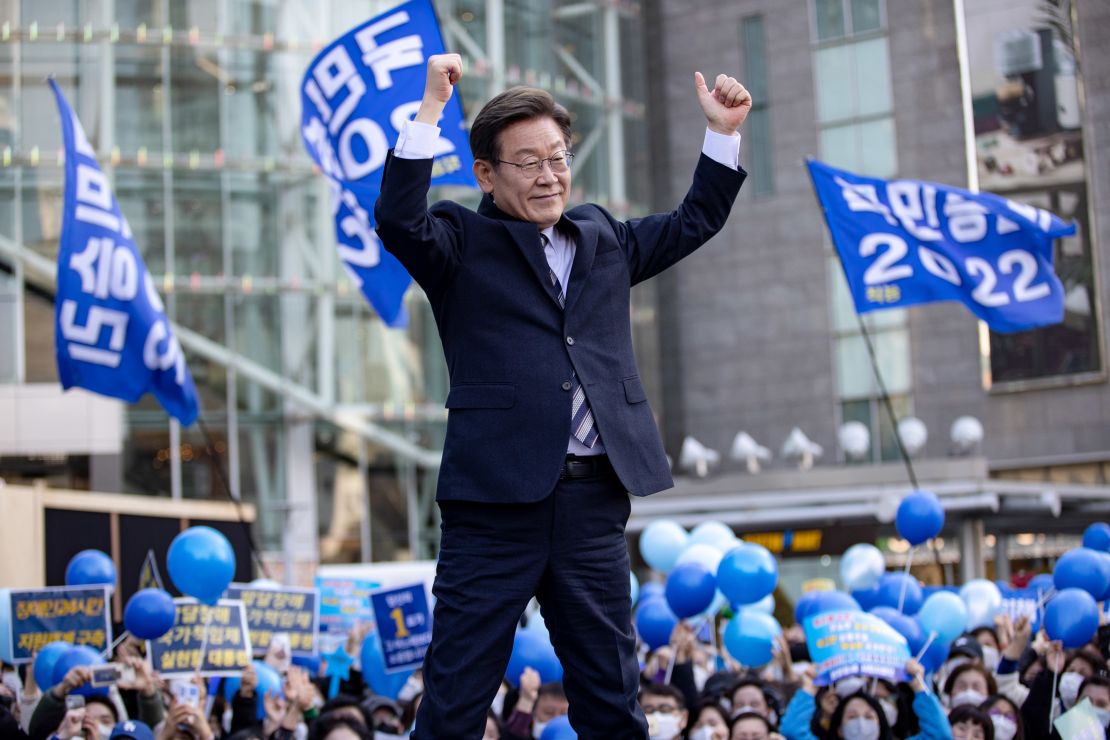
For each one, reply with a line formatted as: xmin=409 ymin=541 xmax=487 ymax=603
xmin=114 ymin=1 xmax=164 ymax=30
xmin=840 ymin=398 xmax=872 ymax=462
xmin=836 ymin=328 xmax=910 ymax=398
xmin=234 ymin=294 xmax=283 ymax=374
xmin=121 ymin=422 xmax=172 ymax=496
xmin=854 ymin=38 xmax=891 ymax=117
xmin=815 ymin=45 xmax=854 ymax=123
xmin=741 ymin=16 xmax=768 ymax=102
xmin=850 ymin=0 xmax=882 ymax=34
xmin=836 ymin=332 xmax=874 ymax=398
xmin=0 ymin=2 xmax=16 ymax=25
xmin=172 ymin=172 xmax=222 ymax=275
xmin=115 ymin=45 xmax=164 ymax=154
xmin=228 ymin=173 xmax=278 ymax=277
xmin=238 ymin=422 xmax=284 ymax=550
xmin=21 ymin=44 xmax=100 ymax=153
xmin=227 ymin=0 xmax=277 ymax=37
xmin=0 ymin=270 xmax=16 ymax=382
xmin=21 ymin=175 xmax=62 ymax=258
xmin=225 ymin=49 xmax=278 ymax=160
xmin=878 ymin=394 xmax=911 ymax=462
xmin=857 ymin=116 xmax=897 ymax=177
xmin=814 ymin=0 xmax=846 ymax=41
xmin=168 ymin=0 xmax=219 ymax=36
xmin=18 ymin=0 xmax=102 ymax=26
xmin=174 ymin=293 xmax=227 ymax=410
xmin=819 ymin=123 xmax=858 ymax=172
xmin=747 ymin=108 xmax=773 ymax=196
xmin=115 ymin=170 xmax=167 ymax=274
xmin=168 ymin=48 xmax=219 ymax=154
xmin=23 ymin=285 xmax=56 ymax=382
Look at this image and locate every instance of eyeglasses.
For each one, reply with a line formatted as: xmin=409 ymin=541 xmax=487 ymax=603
xmin=495 ymin=150 xmax=573 ymax=176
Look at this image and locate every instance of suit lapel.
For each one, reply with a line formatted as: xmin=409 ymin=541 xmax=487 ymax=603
xmin=479 ymin=195 xmax=565 ymax=309
xmin=563 ymin=217 xmax=598 ymax=314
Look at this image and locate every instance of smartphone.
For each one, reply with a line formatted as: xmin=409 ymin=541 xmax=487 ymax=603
xmin=65 ymin=694 xmax=86 ymax=710
xmin=170 ymin=679 xmax=200 ymax=709
xmin=89 ymin=663 xmax=136 ymax=688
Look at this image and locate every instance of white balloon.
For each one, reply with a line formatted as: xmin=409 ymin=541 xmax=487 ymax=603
xmin=838 ymin=421 xmax=871 ymax=461
xmin=898 ymin=417 xmax=928 ymax=457
xmin=876 ymin=492 xmax=901 ymax=524
xmin=750 ymin=593 xmax=775 ymax=614
xmin=677 ymin=543 xmax=726 ymax=573
xmin=951 ymin=416 xmax=984 ymax=453
xmin=839 ymin=543 xmax=886 ymax=591
xmin=959 ymin=579 xmax=1003 ymax=629
xmin=691 ymin=521 xmax=736 ymax=550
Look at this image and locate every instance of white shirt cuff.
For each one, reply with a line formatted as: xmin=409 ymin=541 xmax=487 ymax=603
xmin=394 ymin=119 xmax=441 ymax=160
xmin=701 ymin=127 xmax=742 ymax=171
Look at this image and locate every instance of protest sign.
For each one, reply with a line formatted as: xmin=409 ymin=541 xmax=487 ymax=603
xmin=315 ymin=576 xmax=378 ymax=653
xmin=148 ymin=599 xmax=251 ymax=677
xmin=804 ymin=609 xmax=911 ymax=685
xmin=6 ymin=586 xmax=111 ymax=662
xmin=1054 ymin=698 xmax=1105 ymax=739
xmin=225 ymin=584 xmax=319 ymax=657
xmin=370 ymin=583 xmax=431 ymax=673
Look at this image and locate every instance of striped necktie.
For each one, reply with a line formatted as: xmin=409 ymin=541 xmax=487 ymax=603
xmin=542 ymin=233 xmax=599 ymax=448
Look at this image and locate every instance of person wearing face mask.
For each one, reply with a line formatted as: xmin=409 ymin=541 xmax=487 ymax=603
xmin=1019 ymin=641 xmax=1104 ymax=737
xmin=1055 ymin=649 xmax=1105 ymax=710
xmin=943 ymin=664 xmax=997 ymax=711
xmin=731 ymin=712 xmax=773 ymax=740
xmin=979 ymin=695 xmax=1023 ymax=740
xmin=992 ymin=615 xmax=1032 ymax=709
xmin=728 ymin=679 xmax=781 ymax=729
xmin=637 ymin=685 xmax=687 ymax=740
xmin=686 ymin=700 xmax=730 ymax=740
xmin=780 ymin=660 xmax=950 ymax=740
xmin=503 ymin=678 xmax=567 ymax=740
xmin=970 ymin=628 xmax=1002 ymax=674
xmin=947 ymin=705 xmax=992 ymax=740
xmin=1075 ymin=675 xmax=1110 ymax=733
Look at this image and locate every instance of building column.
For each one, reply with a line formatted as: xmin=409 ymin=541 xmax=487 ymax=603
xmin=994 ymin=533 xmax=1010 ymax=584
xmin=959 ymin=518 xmax=985 ymax=583
xmin=283 ymin=419 xmax=319 ymax=584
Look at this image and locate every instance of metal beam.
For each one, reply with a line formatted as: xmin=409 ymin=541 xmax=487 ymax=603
xmin=0 ymin=235 xmax=443 ymax=470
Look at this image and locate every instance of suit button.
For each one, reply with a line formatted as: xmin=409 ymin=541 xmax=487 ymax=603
xmin=566 ymin=336 xmax=575 ymax=345
xmin=561 ymin=381 xmax=572 ymax=391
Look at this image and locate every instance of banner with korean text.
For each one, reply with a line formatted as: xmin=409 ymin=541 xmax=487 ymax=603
xmin=225 ymin=584 xmax=319 ymax=658
xmin=4 ymin=586 xmax=112 ymax=663
xmin=808 ymin=159 xmax=1074 ymax=333
xmin=805 ymin=610 xmax=911 ymax=685
xmin=301 ymin=0 xmax=477 ymax=327
xmin=50 ymin=80 xmax=198 ymax=425
xmin=148 ymin=599 xmax=252 ymax=677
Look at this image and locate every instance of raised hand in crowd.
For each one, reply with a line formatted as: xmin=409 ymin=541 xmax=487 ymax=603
xmin=239 ymin=662 xmax=258 ymax=698
xmin=54 ymin=707 xmax=86 ymax=740
xmin=116 ymin=655 xmax=158 ymax=697
xmin=262 ymin=688 xmax=288 ymax=736
xmin=672 ymin=622 xmax=696 ymax=665
xmin=52 ymin=667 xmax=92 ymax=699
xmin=904 ymin=658 xmax=928 ymax=694
xmin=277 ymin=666 xmax=315 ymax=732
xmin=345 ymin=621 xmax=372 ymax=657
xmin=1002 ymin=614 xmax=1032 ymax=661
xmin=515 ymin=667 xmax=541 ymax=715
xmin=160 ymin=700 xmax=213 ymax=740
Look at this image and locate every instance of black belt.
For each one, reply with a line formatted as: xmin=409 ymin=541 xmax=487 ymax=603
xmin=560 ymin=454 xmax=613 ymax=479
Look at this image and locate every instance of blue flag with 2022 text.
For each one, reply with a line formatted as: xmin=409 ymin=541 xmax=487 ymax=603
xmin=300 ymin=0 xmax=477 ymax=327
xmin=807 ymin=160 xmax=1074 ymax=333
xmin=50 ymin=80 xmax=199 ymax=425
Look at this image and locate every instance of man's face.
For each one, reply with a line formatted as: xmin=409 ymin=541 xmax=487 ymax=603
xmin=641 ymin=692 xmax=687 ymax=738
xmin=534 ymin=693 xmax=569 ymax=722
xmin=474 ymin=116 xmax=570 ymax=229
xmin=1081 ymin=685 xmax=1110 ymax=710
xmin=731 ymin=686 xmax=768 ymax=717
xmin=84 ymin=702 xmax=115 ymax=740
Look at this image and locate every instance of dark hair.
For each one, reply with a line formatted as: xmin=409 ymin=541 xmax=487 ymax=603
xmin=688 ymin=699 xmax=729 ymax=727
xmin=949 ymin=705 xmax=995 ymax=740
xmin=319 ymin=694 xmax=367 ymax=726
xmin=638 ymin=682 xmax=686 ymax=710
xmin=309 ymin=713 xmax=373 ymax=740
xmin=84 ymin=695 xmax=119 ymax=723
xmin=732 ymin=711 xmax=773 ymax=733
xmin=970 ymin=626 xmax=1000 ymax=646
xmin=537 ymin=681 xmax=566 ymax=702
xmin=1067 ymin=648 xmax=1108 ymax=677
xmin=828 ymin=692 xmax=893 ymax=740
xmin=729 ymin=677 xmax=782 ymax=724
xmin=943 ymin=662 xmax=998 ymax=698
xmin=1079 ymin=674 xmax=1110 ymax=701
xmin=980 ymin=694 xmax=1025 ymax=740
xmin=469 ymin=87 xmax=572 ymax=164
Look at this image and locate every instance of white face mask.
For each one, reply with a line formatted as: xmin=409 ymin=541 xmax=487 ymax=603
xmin=1 ymin=671 xmax=20 ymax=698
xmin=841 ymin=717 xmax=880 ymax=740
xmin=646 ymin=712 xmax=683 ymax=740
xmin=96 ymin=723 xmax=114 ymax=740
xmin=1094 ymin=707 xmax=1110 ymax=727
xmin=1059 ymin=671 xmax=1084 ymax=709
xmin=981 ymin=646 xmax=1001 ymax=672
xmin=689 ymin=727 xmax=717 ymax=740
xmin=950 ymin=690 xmax=987 ymax=709
xmin=693 ymin=663 xmax=710 ymax=692
xmin=397 ymin=675 xmax=422 ymax=704
xmin=731 ymin=704 xmax=758 ymax=719
xmin=531 ymin=720 xmax=548 ymax=739
xmin=880 ymin=698 xmax=898 ymax=727
xmin=991 ymin=714 xmax=1017 ymax=740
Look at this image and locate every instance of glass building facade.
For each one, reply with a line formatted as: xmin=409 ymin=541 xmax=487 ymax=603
xmin=0 ymin=0 xmax=653 ymax=567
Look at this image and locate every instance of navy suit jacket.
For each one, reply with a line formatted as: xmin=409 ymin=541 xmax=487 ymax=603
xmin=374 ymin=150 xmax=745 ymax=503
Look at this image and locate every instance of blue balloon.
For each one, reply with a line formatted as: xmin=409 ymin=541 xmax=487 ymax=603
xmin=291 ymin=654 xmax=321 ymax=675
xmin=33 ymin=642 xmax=72 ymax=690
xmin=124 ymin=589 xmax=177 ymax=640
xmin=871 ymin=606 xmax=924 ymax=655
xmin=65 ymin=550 xmax=116 ymax=588
xmin=505 ymin=630 xmax=563 ymax=687
xmin=639 ymin=520 xmax=689 ymax=573
xmin=358 ymin=633 xmax=413 ymax=698
xmin=916 ymin=591 xmax=967 ymax=645
xmin=665 ymin=562 xmax=717 ymax=618
xmin=919 ymin=634 xmax=951 ymax=675
xmin=852 ymin=586 xmax=882 ymax=612
xmin=167 ymin=526 xmax=236 ymax=605
xmin=1054 ymin=548 xmax=1110 ymax=600
xmin=51 ymin=645 xmax=106 ymax=696
xmin=1082 ymin=522 xmax=1110 ymax=552
xmin=223 ymin=661 xmax=284 ymax=719
xmin=1029 ymin=573 xmax=1055 ymax=595
xmin=540 ymin=715 xmax=577 ymax=740
xmin=794 ymin=591 xmax=860 ymax=625
xmin=723 ymin=610 xmax=781 ymax=667
xmin=639 ymin=582 xmax=665 ymax=604
xmin=717 ymin=543 xmax=777 ymax=606
xmin=876 ymin=573 xmax=923 ymax=615
xmin=636 ymin=599 xmax=678 ymax=651
xmin=895 ymin=490 xmax=944 ymax=546
xmin=1044 ymin=588 xmax=1099 ymax=649
xmin=630 ymin=571 xmax=640 ymax=606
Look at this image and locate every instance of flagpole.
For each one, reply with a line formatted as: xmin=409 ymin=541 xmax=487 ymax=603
xmin=197 ymin=416 xmax=272 ymax=580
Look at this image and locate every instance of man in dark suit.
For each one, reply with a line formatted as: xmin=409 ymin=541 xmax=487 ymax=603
xmin=374 ymin=53 xmax=750 ymax=739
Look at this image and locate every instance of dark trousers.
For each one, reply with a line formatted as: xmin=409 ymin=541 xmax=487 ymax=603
xmin=412 ymin=465 xmax=649 ymax=739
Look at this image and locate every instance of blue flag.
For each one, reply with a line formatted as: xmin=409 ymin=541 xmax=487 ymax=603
xmin=807 ymin=160 xmax=1074 ymax=333
xmin=51 ymin=80 xmax=199 ymax=425
xmin=300 ymin=0 xmax=477 ymax=327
